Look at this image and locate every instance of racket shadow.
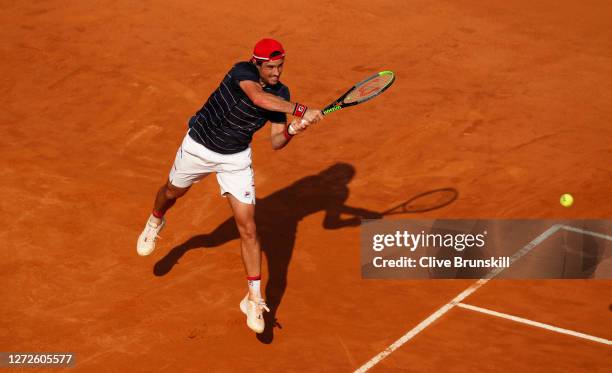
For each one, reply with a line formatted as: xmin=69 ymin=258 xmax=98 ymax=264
xmin=381 ymin=188 xmax=459 ymax=216
xmin=152 ymin=162 xmax=380 ymax=343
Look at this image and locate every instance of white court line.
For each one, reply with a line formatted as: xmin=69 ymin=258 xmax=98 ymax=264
xmin=457 ymin=302 xmax=612 ymax=345
xmin=354 ymin=224 xmax=563 ymax=373
xmin=560 ymin=225 xmax=612 ymax=241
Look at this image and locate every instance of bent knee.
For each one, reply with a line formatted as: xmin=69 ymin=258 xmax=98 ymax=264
xmin=164 ymin=183 xmax=189 ymax=199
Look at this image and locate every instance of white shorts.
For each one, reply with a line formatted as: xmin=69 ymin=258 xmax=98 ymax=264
xmin=168 ymin=132 xmax=255 ymax=204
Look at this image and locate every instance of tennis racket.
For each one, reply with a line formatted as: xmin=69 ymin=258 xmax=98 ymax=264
xmin=298 ymin=71 xmax=395 ymax=125
xmin=321 ymin=70 xmax=395 ymax=116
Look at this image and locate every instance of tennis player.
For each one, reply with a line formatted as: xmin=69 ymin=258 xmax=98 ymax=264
xmin=136 ymin=38 xmax=323 ymax=333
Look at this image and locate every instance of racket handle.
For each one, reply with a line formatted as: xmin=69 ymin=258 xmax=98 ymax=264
xmin=295 ymin=116 xmax=319 ymax=130
xmin=287 ymin=122 xmax=298 ymax=135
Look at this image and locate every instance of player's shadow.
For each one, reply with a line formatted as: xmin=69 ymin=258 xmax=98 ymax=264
xmin=153 ymin=162 xmax=381 ymax=344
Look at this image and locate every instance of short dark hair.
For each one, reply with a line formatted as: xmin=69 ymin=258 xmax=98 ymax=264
xmin=269 ymin=51 xmax=283 ymax=58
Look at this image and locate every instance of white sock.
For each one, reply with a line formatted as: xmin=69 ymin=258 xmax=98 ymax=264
xmin=247 ymin=277 xmax=262 ymax=299
xmin=149 ymin=214 xmax=162 ymax=226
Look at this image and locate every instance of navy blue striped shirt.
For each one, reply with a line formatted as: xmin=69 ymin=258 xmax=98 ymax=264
xmin=188 ymin=62 xmax=290 ymax=154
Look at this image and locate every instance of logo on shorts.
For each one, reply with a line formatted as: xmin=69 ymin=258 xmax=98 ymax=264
xmin=245 ymin=191 xmax=251 ymax=198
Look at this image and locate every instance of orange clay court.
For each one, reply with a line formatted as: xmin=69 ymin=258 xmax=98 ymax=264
xmin=1 ymin=1 xmax=611 ymax=372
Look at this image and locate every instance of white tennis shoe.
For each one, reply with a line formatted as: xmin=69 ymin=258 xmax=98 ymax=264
xmin=240 ymin=293 xmax=270 ymax=334
xmin=136 ymin=217 xmax=166 ymax=256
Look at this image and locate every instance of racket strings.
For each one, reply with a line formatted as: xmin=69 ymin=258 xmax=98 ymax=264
xmin=344 ymin=73 xmax=394 ymax=104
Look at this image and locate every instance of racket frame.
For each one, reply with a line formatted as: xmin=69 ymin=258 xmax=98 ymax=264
xmin=322 ymin=70 xmax=395 ymax=115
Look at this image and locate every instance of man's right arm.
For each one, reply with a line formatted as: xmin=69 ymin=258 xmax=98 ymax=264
xmin=239 ymin=80 xmax=323 ymax=123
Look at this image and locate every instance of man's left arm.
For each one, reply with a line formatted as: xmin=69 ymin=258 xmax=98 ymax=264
xmin=270 ymin=119 xmax=313 ymax=150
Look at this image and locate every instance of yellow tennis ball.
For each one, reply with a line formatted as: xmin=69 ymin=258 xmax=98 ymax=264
xmin=560 ymin=193 xmax=574 ymax=207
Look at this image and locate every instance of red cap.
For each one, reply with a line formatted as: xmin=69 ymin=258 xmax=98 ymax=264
xmin=252 ymin=38 xmax=285 ymax=61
